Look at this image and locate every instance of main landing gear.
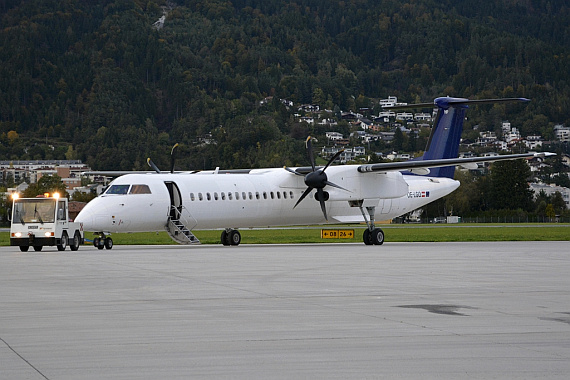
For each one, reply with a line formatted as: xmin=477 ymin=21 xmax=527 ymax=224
xmin=359 ymin=205 xmax=385 ymax=245
xmin=93 ymin=233 xmax=113 ymax=250
xmin=221 ymin=229 xmax=241 ymax=246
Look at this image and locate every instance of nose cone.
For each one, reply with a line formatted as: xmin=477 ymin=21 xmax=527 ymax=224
xmin=75 ymin=199 xmax=104 ymax=231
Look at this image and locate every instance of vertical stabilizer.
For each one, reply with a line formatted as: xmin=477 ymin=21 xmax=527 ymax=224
xmin=421 ymin=97 xmax=468 ymax=178
xmin=385 ymin=97 xmax=529 ymax=178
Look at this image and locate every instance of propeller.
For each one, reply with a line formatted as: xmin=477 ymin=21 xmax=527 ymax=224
xmin=147 ymin=143 xmax=179 ymax=174
xmin=170 ymin=143 xmax=179 ymax=174
xmin=147 ymin=157 xmax=161 ymax=173
xmin=284 ymin=136 xmax=348 ymax=220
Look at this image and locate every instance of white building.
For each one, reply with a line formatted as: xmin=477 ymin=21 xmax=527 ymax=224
xmin=378 ymin=111 xmax=395 ymax=118
xmin=326 ymin=132 xmax=344 ymax=141
xmin=530 ymin=183 xmax=570 ymax=207
xmin=554 ymin=124 xmax=570 ymax=142
xmin=379 ymin=96 xmax=398 ymax=108
xmin=414 ymin=113 xmax=432 ymax=121
xmin=395 ymin=112 xmax=414 ymax=121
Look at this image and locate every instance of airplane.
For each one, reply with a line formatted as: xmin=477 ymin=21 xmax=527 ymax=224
xmin=75 ymin=96 xmax=554 ymax=248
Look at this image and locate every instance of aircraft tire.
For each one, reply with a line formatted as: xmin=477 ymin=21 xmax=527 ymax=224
xmin=371 ymin=228 xmax=385 ymax=245
xmin=57 ymin=232 xmax=68 ymax=251
xmin=104 ymin=237 xmax=113 ymax=250
xmin=94 ymin=237 xmax=105 ymax=250
xmin=34 ymin=246 xmax=43 ymax=252
xmin=229 ymin=230 xmax=241 ymax=246
xmin=19 ymin=246 xmax=29 ymax=252
xmin=363 ymin=229 xmax=373 ymax=245
xmin=221 ymin=230 xmax=230 ymax=246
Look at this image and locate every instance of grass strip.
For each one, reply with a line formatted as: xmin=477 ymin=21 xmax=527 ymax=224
xmin=3 ymin=224 xmax=567 ymax=246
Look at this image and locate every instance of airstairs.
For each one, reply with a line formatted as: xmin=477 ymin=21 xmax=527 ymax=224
xmin=166 ymin=206 xmax=200 ymax=245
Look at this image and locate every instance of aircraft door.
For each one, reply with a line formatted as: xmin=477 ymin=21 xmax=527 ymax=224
xmin=164 ymin=181 xmax=182 ymax=219
xmin=164 ymin=181 xmax=198 ymax=229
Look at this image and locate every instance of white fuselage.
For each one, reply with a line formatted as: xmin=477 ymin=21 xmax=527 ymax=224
xmin=75 ymin=165 xmax=459 ymax=233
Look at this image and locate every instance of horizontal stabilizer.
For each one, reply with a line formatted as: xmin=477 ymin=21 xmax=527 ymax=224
xmin=384 ymin=97 xmax=530 ymax=110
xmin=357 ymin=152 xmax=556 ymax=174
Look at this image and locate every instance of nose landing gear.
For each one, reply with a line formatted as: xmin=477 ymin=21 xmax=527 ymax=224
xmin=93 ymin=233 xmax=113 ymax=250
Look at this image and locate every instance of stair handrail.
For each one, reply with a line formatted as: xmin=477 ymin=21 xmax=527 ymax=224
xmin=168 ymin=205 xmax=196 ymax=230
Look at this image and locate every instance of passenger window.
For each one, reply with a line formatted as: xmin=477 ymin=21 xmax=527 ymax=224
xmin=129 ymin=185 xmax=151 ymax=194
xmin=270 ymin=192 xmax=274 ymax=199
xmin=198 ymin=193 xmax=203 ymax=201
xmin=276 ymin=192 xmax=281 ymax=199
xmin=190 ymin=193 xmax=195 ymax=201
xmin=207 ymin=193 xmax=211 ymax=201
xmin=242 ymin=192 xmax=247 ymax=200
xmin=235 ymin=192 xmax=240 ymax=200
xmin=263 ymin=192 xmax=267 ymax=199
xmin=214 ymin=192 xmax=219 ymax=200
xmin=283 ymin=192 xmax=287 ymax=199
xmin=290 ymin=191 xmax=294 ymax=199
xmin=255 ymin=192 xmax=260 ymax=200
xmin=249 ymin=192 xmax=253 ymax=200
xmin=221 ymin=192 xmax=226 ymax=200
xmin=228 ymin=192 xmax=233 ymax=200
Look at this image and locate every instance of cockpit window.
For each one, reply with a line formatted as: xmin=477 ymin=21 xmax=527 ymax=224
xmin=129 ymin=185 xmax=152 ymax=194
xmin=105 ymin=185 xmax=130 ymax=195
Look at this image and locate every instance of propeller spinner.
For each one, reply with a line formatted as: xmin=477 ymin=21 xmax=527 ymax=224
xmin=284 ymin=136 xmax=348 ymax=220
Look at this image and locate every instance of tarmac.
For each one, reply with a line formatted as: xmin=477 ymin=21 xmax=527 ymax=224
xmin=1 ymin=241 xmax=570 ymax=379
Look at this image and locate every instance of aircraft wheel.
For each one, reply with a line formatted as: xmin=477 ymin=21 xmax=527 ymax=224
xmin=94 ymin=236 xmax=105 ymax=250
xmin=34 ymin=246 xmax=43 ymax=252
xmin=363 ymin=229 xmax=373 ymax=245
xmin=19 ymin=246 xmax=29 ymax=252
xmin=229 ymin=230 xmax=241 ymax=246
xmin=104 ymin=237 xmax=113 ymax=250
xmin=221 ymin=230 xmax=230 ymax=246
xmin=371 ymin=228 xmax=385 ymax=245
xmin=70 ymin=232 xmax=80 ymax=251
xmin=57 ymin=232 xmax=68 ymax=251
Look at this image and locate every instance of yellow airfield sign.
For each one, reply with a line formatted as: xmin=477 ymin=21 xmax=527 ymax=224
xmin=321 ymin=229 xmax=355 ymax=239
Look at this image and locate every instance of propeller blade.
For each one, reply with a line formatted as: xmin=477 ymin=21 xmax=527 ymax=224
xmin=293 ymin=187 xmax=313 ymax=209
xmin=170 ymin=143 xmax=179 ymax=174
xmin=305 ymin=136 xmax=316 ymax=171
xmin=323 ymin=149 xmax=344 ymax=171
xmin=284 ymin=166 xmax=304 ymax=176
xmin=324 ymin=180 xmax=350 ymax=192
xmin=147 ymin=158 xmax=161 ymax=173
xmin=316 ymin=188 xmax=328 ymax=221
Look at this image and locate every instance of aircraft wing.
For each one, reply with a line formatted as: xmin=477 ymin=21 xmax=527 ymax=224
xmin=81 ymin=170 xmax=189 ymax=177
xmin=357 ymin=152 xmax=555 ymax=174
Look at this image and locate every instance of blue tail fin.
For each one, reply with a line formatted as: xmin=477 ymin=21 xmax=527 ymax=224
xmin=387 ymin=97 xmax=529 ymax=178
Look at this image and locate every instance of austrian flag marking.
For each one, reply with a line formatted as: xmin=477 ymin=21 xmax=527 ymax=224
xmin=407 ymin=191 xmax=430 ymax=198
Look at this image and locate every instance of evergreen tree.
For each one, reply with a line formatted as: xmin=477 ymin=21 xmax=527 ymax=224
xmin=488 ymin=160 xmax=534 ymax=211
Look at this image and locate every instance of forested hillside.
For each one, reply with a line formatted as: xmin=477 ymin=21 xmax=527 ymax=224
xmin=1 ymin=0 xmax=569 ymax=170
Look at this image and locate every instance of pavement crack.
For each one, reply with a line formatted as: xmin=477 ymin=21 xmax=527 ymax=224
xmin=0 ymin=336 xmax=50 ymax=380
